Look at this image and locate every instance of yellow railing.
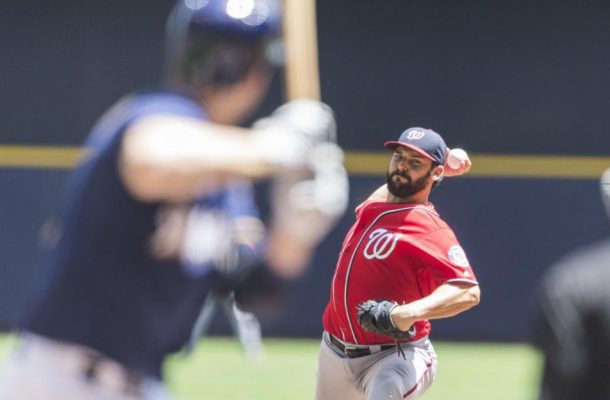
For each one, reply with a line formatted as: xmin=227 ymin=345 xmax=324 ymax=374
xmin=0 ymin=145 xmax=608 ymax=179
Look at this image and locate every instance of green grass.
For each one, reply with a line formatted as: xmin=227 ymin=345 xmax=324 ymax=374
xmin=1 ymin=335 xmax=542 ymax=399
xmin=425 ymin=342 xmax=542 ymax=400
xmin=166 ymin=338 xmax=542 ymax=400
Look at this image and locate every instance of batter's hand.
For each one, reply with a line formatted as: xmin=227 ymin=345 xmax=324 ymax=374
xmin=252 ymin=100 xmax=336 ymax=169
xmin=443 ymin=148 xmax=472 ymax=177
xmin=267 ymin=142 xmax=348 ymax=278
xmin=270 ymin=99 xmax=336 ymax=143
xmin=356 ymin=300 xmax=416 ymax=340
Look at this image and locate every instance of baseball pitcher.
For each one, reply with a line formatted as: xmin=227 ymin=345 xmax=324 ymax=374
xmin=316 ymin=128 xmax=480 ymax=400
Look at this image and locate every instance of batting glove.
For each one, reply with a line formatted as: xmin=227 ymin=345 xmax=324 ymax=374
xmin=270 ymin=141 xmax=349 ymax=247
xmin=252 ymin=99 xmax=336 ymax=170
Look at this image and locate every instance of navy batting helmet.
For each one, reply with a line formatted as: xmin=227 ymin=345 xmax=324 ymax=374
xmin=165 ymin=0 xmax=282 ymax=89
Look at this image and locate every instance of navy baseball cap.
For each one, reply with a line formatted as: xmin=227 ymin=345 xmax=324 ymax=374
xmin=384 ymin=127 xmax=447 ymax=165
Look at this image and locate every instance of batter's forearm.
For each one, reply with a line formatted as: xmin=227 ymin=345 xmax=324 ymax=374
xmin=120 ymin=116 xmax=276 ymax=202
xmin=264 ymin=228 xmax=317 ymax=279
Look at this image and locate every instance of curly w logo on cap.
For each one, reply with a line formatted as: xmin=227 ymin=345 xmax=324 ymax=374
xmin=405 ymin=129 xmax=426 ymax=140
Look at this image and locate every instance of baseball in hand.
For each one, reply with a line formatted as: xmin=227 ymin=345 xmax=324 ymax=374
xmin=447 ymin=148 xmax=469 ymax=169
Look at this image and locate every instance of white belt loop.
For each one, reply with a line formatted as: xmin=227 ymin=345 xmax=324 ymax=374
xmin=369 ymin=345 xmax=381 ymax=353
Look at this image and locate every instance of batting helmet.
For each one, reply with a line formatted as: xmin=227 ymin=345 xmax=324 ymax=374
xmin=165 ymin=0 xmax=282 ymax=89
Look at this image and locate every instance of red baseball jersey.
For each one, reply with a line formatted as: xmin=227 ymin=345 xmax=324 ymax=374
xmin=322 ymin=199 xmax=478 ymax=345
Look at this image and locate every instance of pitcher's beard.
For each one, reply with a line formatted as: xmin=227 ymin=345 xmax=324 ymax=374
xmin=386 ymin=171 xmax=429 ymax=199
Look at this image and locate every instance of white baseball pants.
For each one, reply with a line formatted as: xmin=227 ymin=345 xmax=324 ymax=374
xmin=315 ymin=332 xmax=437 ymax=400
xmin=0 ymin=334 xmax=171 ymax=400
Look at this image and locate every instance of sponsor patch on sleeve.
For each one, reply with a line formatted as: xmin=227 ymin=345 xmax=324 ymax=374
xmin=448 ymin=245 xmax=469 ymax=267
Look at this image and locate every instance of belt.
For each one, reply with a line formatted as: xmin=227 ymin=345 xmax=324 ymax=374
xmin=328 ymin=334 xmax=395 ymax=359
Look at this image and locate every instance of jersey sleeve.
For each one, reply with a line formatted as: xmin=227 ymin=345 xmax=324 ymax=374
xmin=411 ymin=227 xmax=478 ymax=287
xmin=76 ymin=91 xmax=209 ymax=202
xmin=85 ymin=91 xmax=207 ymax=150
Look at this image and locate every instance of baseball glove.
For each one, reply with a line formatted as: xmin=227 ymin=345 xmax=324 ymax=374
xmin=356 ymin=300 xmax=416 ymax=340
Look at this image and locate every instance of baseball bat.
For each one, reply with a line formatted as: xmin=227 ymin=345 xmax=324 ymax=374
xmin=282 ymin=0 xmax=321 ymax=101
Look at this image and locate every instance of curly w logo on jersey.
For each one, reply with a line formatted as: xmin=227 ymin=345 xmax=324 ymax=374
xmin=363 ymin=228 xmax=400 ymax=260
